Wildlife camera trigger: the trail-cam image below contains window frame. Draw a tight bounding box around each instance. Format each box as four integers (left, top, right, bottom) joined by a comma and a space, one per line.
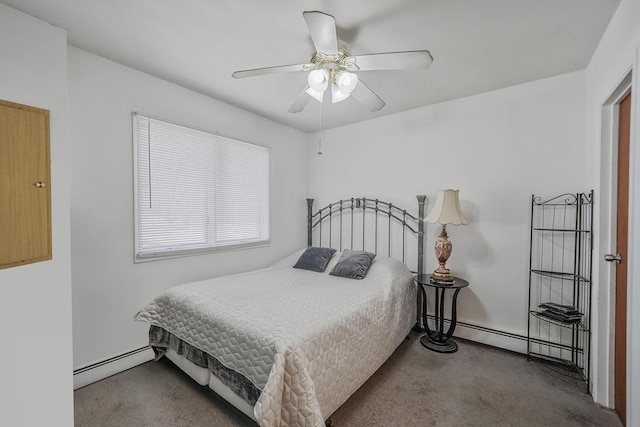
132, 113, 270, 263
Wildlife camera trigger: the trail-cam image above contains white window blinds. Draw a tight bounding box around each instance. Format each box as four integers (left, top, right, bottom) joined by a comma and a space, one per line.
133, 114, 269, 260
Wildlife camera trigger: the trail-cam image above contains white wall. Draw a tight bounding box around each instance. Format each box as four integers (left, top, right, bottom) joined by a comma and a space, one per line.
68, 48, 309, 371
0, 5, 74, 427
585, 0, 640, 420
308, 71, 587, 352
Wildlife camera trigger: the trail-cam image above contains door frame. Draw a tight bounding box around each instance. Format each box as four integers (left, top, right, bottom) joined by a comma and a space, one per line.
627, 51, 640, 427
597, 55, 639, 425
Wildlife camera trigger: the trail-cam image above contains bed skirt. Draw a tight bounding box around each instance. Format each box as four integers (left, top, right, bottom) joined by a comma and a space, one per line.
148, 325, 261, 406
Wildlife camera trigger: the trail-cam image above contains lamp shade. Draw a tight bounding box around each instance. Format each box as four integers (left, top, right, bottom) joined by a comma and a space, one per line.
331, 71, 358, 103
331, 84, 350, 103
305, 69, 330, 101
336, 71, 358, 93
425, 189, 469, 225
307, 69, 329, 91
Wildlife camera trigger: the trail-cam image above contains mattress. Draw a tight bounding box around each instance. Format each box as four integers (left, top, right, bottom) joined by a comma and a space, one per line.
136, 251, 416, 426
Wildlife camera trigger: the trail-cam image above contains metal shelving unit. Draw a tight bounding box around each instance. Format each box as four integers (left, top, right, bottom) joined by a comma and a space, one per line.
526, 191, 593, 392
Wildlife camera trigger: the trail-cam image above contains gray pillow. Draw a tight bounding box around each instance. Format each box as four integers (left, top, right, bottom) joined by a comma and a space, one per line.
329, 249, 376, 280
293, 247, 337, 272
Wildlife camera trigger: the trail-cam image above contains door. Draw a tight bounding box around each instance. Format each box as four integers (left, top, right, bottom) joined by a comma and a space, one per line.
0, 100, 51, 269
614, 92, 631, 426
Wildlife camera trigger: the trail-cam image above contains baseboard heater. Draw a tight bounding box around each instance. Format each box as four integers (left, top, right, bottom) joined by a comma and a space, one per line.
426, 316, 574, 353
73, 346, 154, 390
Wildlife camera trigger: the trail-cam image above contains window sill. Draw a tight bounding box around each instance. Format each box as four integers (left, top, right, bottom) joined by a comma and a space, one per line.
134, 240, 271, 263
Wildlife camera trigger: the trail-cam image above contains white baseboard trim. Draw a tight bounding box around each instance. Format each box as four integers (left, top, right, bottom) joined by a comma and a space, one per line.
454, 323, 527, 354
73, 346, 154, 390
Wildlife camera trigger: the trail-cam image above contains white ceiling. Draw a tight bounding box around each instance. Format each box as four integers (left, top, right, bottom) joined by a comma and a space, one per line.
2, 0, 620, 133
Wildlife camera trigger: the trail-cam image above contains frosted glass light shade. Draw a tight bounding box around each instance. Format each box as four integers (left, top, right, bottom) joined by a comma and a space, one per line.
306, 69, 329, 101
336, 71, 358, 93
331, 71, 359, 103
308, 69, 329, 91
425, 189, 469, 225
331, 84, 350, 103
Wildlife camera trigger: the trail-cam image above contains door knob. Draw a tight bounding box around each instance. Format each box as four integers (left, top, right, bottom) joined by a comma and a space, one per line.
34, 181, 46, 188
604, 253, 622, 264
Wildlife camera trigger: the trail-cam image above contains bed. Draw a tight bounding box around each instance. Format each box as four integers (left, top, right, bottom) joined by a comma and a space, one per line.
135, 196, 427, 426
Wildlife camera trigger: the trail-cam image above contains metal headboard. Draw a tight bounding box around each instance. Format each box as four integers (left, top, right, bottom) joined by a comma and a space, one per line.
306, 196, 427, 330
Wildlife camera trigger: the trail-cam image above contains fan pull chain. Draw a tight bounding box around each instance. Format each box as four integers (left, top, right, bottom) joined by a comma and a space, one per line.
317, 101, 323, 155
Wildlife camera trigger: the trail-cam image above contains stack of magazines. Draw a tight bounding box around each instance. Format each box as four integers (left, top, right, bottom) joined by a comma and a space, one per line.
429, 276, 455, 285
536, 302, 583, 324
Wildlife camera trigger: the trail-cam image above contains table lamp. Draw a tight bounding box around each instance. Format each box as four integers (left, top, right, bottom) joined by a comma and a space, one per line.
425, 189, 469, 278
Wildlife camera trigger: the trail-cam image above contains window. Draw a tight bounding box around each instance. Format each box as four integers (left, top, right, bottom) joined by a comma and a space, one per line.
133, 114, 269, 261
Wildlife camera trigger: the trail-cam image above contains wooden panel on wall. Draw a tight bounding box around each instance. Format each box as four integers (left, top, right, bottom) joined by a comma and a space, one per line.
0, 99, 51, 269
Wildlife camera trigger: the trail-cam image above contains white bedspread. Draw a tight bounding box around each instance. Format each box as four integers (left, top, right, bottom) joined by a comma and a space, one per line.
136, 252, 415, 426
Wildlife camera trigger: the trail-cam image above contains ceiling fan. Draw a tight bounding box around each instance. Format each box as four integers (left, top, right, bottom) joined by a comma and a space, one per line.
232, 11, 433, 113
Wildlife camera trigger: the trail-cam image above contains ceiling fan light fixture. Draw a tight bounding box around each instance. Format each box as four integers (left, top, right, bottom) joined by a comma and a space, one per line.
306, 69, 330, 101
307, 69, 329, 92
331, 71, 358, 103
336, 70, 358, 94
331, 84, 350, 103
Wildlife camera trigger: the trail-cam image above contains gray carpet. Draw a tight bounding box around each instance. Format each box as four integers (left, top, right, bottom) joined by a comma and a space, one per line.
74, 336, 621, 426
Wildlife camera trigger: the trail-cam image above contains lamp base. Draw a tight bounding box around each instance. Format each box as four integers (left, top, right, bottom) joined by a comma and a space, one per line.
432, 267, 452, 278
433, 226, 453, 278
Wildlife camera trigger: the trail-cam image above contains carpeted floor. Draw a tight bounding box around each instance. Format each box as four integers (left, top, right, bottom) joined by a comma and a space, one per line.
74, 335, 621, 426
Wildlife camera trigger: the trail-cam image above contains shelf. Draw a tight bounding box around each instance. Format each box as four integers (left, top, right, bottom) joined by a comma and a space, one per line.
527, 191, 593, 393
528, 353, 587, 383
530, 311, 588, 331
531, 227, 591, 233
530, 269, 590, 283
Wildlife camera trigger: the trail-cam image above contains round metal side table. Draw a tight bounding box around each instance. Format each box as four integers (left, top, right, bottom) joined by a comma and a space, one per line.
415, 274, 469, 353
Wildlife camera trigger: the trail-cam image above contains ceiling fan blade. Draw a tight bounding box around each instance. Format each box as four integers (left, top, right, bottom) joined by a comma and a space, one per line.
232, 63, 309, 79
351, 51, 433, 71
303, 11, 338, 55
288, 85, 312, 113
351, 80, 385, 112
